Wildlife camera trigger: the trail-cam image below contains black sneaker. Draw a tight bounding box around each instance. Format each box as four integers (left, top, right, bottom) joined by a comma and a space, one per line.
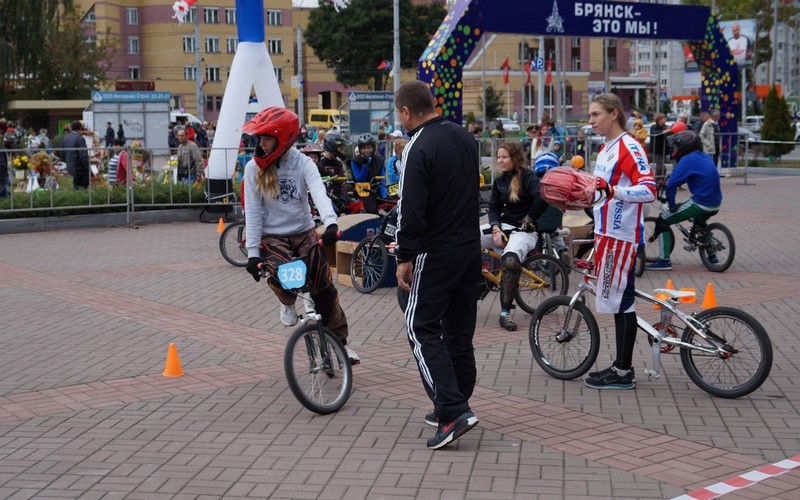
587, 366, 636, 382
427, 410, 479, 450
584, 367, 635, 390
499, 315, 517, 331
707, 254, 719, 265
424, 411, 438, 427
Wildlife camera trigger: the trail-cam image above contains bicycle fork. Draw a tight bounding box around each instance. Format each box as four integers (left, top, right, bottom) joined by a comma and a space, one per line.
639, 306, 680, 380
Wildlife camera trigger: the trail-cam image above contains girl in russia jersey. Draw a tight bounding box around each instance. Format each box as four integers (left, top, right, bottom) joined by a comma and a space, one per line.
584, 93, 656, 391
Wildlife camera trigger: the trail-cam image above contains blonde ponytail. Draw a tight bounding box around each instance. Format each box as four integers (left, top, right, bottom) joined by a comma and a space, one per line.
256, 166, 279, 199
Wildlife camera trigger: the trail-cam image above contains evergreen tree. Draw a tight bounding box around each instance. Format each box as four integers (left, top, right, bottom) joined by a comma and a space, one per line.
760, 86, 794, 159
477, 83, 504, 122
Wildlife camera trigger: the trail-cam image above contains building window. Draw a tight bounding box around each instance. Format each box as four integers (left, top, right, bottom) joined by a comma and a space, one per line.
608, 56, 616, 70
564, 83, 572, 106
571, 56, 580, 71
268, 38, 283, 54
128, 66, 140, 80
183, 36, 195, 52
607, 39, 616, 48
127, 37, 139, 55
206, 96, 215, 111
126, 7, 139, 25
204, 7, 219, 24
206, 66, 221, 82
225, 8, 236, 24
184, 66, 196, 81
83, 7, 96, 23
85, 35, 96, 48
274, 67, 283, 82
205, 37, 220, 53
226, 37, 238, 53
216, 95, 222, 109
571, 37, 580, 48
186, 7, 196, 23
267, 9, 282, 26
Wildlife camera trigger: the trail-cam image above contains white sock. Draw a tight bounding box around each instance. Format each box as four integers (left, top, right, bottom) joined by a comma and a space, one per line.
613, 366, 630, 376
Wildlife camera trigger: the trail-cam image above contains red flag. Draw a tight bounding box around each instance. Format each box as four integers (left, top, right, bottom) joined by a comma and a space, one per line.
377, 60, 387, 70
501, 57, 510, 85
545, 59, 552, 85
525, 59, 531, 85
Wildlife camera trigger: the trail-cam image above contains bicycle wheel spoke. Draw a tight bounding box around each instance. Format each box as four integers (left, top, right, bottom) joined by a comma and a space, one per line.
286, 326, 351, 413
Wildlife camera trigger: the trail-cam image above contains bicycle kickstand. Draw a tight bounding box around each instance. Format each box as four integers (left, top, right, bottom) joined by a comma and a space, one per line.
637, 317, 663, 380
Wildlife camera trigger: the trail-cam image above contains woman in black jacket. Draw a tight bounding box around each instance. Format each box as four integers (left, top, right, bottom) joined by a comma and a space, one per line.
482, 142, 551, 331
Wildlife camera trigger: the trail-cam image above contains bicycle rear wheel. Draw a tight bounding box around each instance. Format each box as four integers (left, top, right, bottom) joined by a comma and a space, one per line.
284, 324, 353, 414
350, 237, 388, 294
680, 307, 772, 398
219, 221, 248, 267
516, 254, 569, 315
698, 222, 735, 272
643, 217, 674, 263
529, 295, 600, 380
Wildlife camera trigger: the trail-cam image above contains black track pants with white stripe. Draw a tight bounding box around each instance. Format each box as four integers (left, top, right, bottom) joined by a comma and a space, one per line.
404, 245, 481, 422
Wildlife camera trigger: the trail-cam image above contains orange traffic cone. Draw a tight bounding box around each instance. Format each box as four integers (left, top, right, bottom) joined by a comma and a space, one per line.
163, 343, 184, 377
217, 217, 225, 233
701, 283, 717, 309
666, 279, 675, 290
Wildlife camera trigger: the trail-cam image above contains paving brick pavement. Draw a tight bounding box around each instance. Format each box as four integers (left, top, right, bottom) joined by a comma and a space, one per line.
0, 174, 799, 498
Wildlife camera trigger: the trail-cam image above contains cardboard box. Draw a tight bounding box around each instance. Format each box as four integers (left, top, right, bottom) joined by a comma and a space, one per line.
335, 240, 360, 287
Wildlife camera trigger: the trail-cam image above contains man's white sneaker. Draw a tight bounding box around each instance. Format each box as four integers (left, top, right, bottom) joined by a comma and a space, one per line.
345, 346, 360, 365
280, 304, 298, 327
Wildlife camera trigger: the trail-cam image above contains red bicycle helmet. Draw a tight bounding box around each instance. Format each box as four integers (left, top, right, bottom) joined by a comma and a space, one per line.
241, 107, 299, 169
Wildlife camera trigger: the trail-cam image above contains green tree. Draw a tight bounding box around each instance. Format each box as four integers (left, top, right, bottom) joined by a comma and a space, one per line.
0, 1, 115, 107
305, 0, 445, 90
760, 86, 794, 159
477, 83, 503, 122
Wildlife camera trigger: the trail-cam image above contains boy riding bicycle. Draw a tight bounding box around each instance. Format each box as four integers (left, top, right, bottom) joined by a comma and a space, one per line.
647, 130, 722, 271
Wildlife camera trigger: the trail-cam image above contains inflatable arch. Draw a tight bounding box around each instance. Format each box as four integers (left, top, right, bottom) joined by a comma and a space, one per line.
419, 0, 740, 168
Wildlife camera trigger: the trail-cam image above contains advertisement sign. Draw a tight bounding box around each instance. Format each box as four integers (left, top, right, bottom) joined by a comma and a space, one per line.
348, 91, 394, 135
481, 0, 710, 41
719, 19, 756, 68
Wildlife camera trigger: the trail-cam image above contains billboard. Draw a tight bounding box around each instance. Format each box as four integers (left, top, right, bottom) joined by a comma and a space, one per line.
719, 19, 756, 68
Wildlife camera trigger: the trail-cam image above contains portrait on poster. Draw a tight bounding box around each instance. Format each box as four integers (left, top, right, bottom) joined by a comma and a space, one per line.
720, 19, 756, 68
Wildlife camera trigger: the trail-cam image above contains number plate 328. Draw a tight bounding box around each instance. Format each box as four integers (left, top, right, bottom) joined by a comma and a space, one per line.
277, 260, 307, 289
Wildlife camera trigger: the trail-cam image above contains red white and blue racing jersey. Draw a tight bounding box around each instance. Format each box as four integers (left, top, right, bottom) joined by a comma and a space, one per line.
592, 133, 656, 243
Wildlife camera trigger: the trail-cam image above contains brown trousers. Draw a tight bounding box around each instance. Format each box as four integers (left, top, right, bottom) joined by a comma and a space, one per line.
259, 229, 349, 342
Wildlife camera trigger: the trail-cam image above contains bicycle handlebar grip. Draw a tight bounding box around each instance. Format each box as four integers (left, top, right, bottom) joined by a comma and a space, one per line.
318, 230, 342, 246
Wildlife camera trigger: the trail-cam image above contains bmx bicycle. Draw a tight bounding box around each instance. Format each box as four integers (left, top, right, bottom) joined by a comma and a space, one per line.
529, 258, 772, 398
258, 249, 353, 414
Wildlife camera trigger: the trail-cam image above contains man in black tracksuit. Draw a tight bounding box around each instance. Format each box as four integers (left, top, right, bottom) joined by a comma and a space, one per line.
394, 81, 481, 450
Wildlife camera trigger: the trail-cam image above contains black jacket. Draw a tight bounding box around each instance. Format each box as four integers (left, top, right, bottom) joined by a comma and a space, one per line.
61, 131, 90, 176
488, 168, 556, 231
396, 116, 480, 260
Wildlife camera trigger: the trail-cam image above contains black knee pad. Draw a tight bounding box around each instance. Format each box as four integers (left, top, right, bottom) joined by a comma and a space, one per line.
502, 253, 521, 272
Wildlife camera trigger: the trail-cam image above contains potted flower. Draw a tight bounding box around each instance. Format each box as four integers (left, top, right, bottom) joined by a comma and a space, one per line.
32, 151, 58, 190
12, 154, 30, 180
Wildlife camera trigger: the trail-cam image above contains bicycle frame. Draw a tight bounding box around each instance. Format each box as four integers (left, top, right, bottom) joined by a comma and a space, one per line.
481, 248, 553, 291
562, 264, 734, 380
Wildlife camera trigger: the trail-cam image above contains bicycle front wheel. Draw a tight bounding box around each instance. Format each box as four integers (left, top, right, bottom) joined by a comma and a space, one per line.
643, 217, 674, 263
284, 324, 353, 414
529, 295, 600, 380
699, 222, 735, 272
219, 221, 248, 267
350, 237, 388, 293
516, 254, 569, 315
680, 307, 772, 398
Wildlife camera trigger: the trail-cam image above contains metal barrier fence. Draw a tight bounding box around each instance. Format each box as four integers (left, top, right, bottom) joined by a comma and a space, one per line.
2, 133, 795, 220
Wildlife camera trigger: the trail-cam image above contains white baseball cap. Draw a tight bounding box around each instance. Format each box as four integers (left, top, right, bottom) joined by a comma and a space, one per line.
390, 130, 403, 138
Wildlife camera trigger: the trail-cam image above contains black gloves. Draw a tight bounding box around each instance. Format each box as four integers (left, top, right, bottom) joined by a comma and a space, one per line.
246, 257, 261, 282
322, 224, 339, 246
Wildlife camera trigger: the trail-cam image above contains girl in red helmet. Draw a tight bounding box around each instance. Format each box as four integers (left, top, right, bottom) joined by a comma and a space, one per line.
242, 106, 358, 363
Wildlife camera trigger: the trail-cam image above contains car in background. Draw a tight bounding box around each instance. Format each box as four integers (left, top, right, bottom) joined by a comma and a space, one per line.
737, 125, 760, 144
743, 115, 764, 133
496, 117, 521, 133
580, 124, 606, 150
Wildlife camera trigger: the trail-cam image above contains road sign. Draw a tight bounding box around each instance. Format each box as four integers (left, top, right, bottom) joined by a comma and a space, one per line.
659, 92, 668, 103
533, 57, 544, 71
